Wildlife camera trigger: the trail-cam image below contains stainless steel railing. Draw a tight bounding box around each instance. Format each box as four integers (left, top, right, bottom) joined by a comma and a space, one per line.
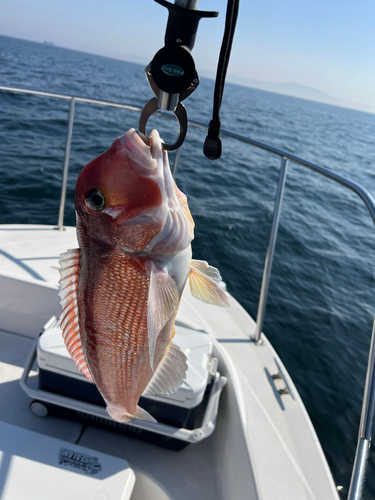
348, 316, 375, 500
58, 97, 75, 229
1, 85, 375, 499
0, 86, 143, 230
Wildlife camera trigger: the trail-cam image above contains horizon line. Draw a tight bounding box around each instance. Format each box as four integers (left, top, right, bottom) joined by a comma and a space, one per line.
1, 33, 374, 117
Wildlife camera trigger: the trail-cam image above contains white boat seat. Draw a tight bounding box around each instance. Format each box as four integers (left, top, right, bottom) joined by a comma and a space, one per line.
0, 421, 135, 500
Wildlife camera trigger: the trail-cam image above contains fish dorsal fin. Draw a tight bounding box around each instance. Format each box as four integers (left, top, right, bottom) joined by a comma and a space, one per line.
58, 249, 92, 382
143, 342, 188, 396
189, 260, 230, 307
146, 261, 179, 371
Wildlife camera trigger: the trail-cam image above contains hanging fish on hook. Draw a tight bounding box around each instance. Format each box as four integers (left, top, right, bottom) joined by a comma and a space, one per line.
58, 128, 229, 423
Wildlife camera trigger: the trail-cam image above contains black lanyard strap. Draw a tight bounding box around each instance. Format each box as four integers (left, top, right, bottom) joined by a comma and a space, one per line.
204, 0, 240, 160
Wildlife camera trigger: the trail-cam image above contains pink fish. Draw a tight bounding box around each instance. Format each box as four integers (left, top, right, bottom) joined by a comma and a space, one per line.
58, 129, 229, 423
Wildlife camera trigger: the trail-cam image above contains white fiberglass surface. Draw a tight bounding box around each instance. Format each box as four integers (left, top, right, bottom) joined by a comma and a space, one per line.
0, 225, 78, 284
0, 225, 339, 500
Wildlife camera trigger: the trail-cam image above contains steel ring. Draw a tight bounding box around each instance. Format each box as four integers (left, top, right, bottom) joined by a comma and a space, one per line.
138, 98, 188, 151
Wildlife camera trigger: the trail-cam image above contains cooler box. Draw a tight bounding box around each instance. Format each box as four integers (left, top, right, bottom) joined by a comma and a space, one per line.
31, 317, 225, 449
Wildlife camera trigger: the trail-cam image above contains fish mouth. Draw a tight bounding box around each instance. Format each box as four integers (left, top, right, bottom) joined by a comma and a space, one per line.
103, 130, 173, 226
103, 129, 193, 254
97, 130, 165, 225
149, 130, 180, 208
119, 128, 158, 176
124, 129, 174, 201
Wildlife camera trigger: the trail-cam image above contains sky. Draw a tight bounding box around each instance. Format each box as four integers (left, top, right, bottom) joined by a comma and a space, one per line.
1, 0, 375, 112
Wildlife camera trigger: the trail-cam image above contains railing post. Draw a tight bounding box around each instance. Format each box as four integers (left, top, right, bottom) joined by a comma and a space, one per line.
253, 157, 288, 344
348, 316, 375, 500
57, 97, 75, 231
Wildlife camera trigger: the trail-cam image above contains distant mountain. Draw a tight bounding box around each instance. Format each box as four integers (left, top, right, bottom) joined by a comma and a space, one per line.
223, 76, 333, 101
214, 74, 375, 115
267, 81, 335, 102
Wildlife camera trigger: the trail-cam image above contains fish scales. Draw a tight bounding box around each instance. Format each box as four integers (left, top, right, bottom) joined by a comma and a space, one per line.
59, 128, 229, 422
79, 250, 153, 411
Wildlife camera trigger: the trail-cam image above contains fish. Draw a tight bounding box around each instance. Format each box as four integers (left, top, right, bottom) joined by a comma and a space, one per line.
58, 128, 229, 423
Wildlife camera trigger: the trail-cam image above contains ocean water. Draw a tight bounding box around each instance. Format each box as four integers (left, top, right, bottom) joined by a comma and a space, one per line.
1, 34, 375, 497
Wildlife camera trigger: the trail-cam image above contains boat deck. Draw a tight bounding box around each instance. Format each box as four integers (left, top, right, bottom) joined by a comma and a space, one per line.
0, 328, 223, 500
0, 225, 340, 500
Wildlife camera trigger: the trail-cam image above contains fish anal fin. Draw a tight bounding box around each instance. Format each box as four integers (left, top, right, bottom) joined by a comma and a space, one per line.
143, 342, 188, 397
189, 262, 230, 307
58, 249, 92, 382
146, 261, 179, 371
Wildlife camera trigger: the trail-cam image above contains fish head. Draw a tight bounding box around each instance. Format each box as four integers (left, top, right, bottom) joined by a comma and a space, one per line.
75, 128, 194, 253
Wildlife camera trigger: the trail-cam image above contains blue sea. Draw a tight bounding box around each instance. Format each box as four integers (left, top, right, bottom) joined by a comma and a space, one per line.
1, 34, 375, 497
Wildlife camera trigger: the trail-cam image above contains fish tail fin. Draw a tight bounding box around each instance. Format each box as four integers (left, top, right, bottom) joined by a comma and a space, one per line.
106, 404, 157, 423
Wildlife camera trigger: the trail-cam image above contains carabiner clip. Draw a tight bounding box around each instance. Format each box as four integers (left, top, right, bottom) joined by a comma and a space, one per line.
139, 97, 188, 151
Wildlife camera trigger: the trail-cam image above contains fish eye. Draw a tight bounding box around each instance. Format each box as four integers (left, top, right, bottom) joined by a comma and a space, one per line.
85, 189, 105, 211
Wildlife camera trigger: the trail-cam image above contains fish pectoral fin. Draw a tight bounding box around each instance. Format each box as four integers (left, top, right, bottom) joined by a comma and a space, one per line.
134, 406, 157, 423
143, 342, 188, 397
58, 249, 93, 382
189, 261, 230, 307
191, 259, 223, 283
146, 261, 179, 371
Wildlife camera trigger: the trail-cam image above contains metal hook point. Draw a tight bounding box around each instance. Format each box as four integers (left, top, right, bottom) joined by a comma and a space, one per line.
139, 97, 188, 151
